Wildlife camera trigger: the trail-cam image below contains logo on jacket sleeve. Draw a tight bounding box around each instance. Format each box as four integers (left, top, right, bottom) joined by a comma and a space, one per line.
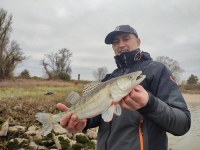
169, 76, 176, 84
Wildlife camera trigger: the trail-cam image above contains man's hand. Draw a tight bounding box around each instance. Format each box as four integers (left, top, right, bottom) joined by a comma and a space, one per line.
119, 85, 149, 111
57, 103, 87, 134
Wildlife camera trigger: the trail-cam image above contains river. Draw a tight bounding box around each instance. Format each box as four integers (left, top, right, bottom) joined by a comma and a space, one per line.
168, 102, 200, 150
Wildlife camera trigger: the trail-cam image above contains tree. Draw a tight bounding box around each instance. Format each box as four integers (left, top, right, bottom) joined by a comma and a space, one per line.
0, 8, 30, 80
19, 69, 30, 79
155, 56, 184, 83
187, 74, 198, 84
93, 66, 108, 81
41, 48, 72, 80
57, 71, 71, 81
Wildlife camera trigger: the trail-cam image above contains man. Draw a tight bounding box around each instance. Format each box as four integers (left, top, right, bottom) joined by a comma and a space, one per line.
57, 25, 191, 150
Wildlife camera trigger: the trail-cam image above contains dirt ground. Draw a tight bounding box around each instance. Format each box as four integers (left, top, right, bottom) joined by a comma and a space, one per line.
182, 93, 200, 103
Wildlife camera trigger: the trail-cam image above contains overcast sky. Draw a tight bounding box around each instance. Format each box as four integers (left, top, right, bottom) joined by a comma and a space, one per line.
1, 0, 200, 81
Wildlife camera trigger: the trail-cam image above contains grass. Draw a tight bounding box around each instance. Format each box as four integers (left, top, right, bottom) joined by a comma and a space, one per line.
0, 79, 90, 127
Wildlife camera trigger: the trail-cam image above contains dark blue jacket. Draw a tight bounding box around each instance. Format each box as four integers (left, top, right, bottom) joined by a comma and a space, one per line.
85, 48, 191, 150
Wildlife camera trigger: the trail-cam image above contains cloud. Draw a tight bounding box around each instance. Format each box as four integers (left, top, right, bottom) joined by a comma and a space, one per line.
1, 0, 200, 81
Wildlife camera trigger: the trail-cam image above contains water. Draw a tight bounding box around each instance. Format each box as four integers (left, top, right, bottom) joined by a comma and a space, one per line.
168, 102, 200, 150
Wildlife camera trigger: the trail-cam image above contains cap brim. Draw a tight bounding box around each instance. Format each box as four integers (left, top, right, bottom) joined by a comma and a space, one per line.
105, 31, 122, 44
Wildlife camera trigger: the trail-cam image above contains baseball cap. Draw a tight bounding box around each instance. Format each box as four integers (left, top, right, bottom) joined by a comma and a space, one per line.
105, 25, 138, 44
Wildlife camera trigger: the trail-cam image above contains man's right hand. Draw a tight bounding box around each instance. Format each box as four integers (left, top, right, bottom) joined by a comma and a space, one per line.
57, 103, 87, 134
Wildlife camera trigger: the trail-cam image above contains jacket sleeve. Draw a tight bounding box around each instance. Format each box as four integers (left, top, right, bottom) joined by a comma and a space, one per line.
138, 63, 191, 136
83, 115, 101, 131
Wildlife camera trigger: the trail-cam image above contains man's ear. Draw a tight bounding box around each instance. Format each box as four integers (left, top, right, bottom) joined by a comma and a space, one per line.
137, 38, 141, 47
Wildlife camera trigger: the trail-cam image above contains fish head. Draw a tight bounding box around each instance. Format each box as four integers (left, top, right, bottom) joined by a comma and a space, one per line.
116, 71, 146, 91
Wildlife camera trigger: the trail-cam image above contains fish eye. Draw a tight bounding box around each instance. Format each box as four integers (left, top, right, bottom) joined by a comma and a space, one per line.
128, 75, 132, 79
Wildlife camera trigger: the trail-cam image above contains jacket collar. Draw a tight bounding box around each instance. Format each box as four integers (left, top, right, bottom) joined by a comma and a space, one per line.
114, 48, 152, 69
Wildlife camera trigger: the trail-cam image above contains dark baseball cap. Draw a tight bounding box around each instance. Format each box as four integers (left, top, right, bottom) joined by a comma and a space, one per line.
105, 25, 138, 44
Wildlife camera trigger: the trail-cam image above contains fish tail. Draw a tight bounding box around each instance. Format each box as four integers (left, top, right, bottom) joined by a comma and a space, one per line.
35, 112, 55, 136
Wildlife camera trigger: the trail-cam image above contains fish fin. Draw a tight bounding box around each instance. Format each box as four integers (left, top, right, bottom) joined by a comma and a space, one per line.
114, 103, 122, 116
82, 81, 102, 97
102, 105, 114, 122
66, 91, 81, 104
35, 112, 55, 136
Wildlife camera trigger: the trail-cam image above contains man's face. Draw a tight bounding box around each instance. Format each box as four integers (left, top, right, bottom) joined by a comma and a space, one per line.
112, 32, 141, 55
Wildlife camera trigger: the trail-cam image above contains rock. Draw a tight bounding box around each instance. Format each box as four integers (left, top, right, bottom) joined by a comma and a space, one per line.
53, 123, 66, 134
54, 134, 75, 150
25, 131, 43, 141
8, 125, 27, 133
25, 125, 43, 140
29, 141, 48, 150
53, 123, 73, 138
0, 118, 9, 136
10, 138, 28, 143
27, 125, 41, 131
91, 139, 97, 145
90, 127, 99, 132
86, 129, 97, 139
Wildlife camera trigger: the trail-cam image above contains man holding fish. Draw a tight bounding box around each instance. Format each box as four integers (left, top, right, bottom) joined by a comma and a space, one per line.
57, 25, 191, 150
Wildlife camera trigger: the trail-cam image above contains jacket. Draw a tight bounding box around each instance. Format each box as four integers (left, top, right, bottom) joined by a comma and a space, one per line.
84, 48, 191, 150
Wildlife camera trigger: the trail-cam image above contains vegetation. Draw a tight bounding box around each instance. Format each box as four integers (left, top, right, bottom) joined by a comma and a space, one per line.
41, 48, 73, 81
0, 8, 30, 81
156, 56, 184, 83
179, 83, 200, 94
19, 69, 31, 79
93, 66, 108, 81
0, 79, 91, 149
187, 74, 199, 84
0, 79, 89, 127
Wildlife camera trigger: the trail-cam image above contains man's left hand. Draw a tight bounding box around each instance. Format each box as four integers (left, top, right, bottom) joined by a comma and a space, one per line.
119, 85, 149, 111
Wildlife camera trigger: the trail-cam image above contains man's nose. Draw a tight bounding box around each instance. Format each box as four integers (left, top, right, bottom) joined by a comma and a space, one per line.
119, 40, 125, 48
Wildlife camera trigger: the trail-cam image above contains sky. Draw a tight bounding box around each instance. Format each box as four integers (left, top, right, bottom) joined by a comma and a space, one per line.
1, 0, 200, 82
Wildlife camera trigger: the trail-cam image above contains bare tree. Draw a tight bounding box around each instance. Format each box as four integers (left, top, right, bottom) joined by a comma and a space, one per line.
156, 56, 184, 83
0, 8, 30, 80
41, 48, 72, 80
93, 66, 108, 81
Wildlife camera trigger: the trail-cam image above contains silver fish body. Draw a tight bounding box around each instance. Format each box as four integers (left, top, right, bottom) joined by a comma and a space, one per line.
35, 71, 146, 136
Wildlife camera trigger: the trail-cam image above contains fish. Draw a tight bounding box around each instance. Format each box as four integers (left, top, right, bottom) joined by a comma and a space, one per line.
35, 71, 146, 136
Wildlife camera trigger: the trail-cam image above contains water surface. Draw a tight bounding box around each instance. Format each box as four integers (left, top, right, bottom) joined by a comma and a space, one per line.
168, 102, 200, 150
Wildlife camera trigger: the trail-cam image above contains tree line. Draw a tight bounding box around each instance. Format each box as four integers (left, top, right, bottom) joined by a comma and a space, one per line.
0, 8, 199, 85
0, 8, 72, 81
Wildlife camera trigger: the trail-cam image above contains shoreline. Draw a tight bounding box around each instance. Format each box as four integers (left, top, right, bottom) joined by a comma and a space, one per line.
182, 93, 200, 103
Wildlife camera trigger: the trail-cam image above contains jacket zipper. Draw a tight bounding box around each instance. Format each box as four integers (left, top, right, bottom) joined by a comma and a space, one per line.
139, 119, 144, 150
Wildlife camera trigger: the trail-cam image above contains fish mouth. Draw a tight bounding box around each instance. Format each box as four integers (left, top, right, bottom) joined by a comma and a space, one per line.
136, 73, 145, 81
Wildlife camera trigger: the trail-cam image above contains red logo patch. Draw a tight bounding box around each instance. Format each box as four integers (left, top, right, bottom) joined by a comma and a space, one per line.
170, 76, 176, 83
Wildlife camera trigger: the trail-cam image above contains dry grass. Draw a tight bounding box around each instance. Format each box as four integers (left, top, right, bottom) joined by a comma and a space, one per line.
0, 79, 90, 127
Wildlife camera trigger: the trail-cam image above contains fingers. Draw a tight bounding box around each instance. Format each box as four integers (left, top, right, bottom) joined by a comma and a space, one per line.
60, 113, 87, 134
60, 112, 73, 127
75, 119, 87, 130
120, 95, 138, 111
57, 103, 87, 134
57, 103, 68, 111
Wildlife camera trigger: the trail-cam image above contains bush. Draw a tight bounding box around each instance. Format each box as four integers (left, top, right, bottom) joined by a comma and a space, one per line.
19, 69, 30, 79
57, 72, 71, 81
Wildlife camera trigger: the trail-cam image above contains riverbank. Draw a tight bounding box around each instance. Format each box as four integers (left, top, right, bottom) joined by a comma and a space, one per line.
182, 93, 200, 103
